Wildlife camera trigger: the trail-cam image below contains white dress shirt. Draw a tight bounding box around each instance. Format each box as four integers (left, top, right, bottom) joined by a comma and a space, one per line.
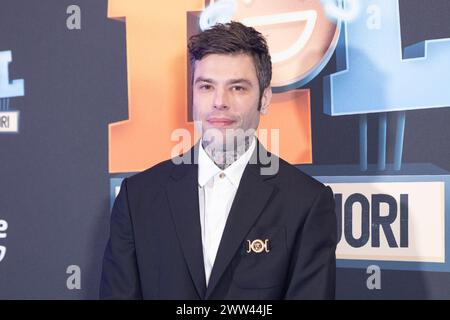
197, 136, 256, 286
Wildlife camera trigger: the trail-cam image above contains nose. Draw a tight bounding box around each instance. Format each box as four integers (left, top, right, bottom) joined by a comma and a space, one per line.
213, 87, 229, 110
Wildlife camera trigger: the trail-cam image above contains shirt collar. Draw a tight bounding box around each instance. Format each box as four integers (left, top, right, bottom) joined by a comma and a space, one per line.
198, 136, 256, 188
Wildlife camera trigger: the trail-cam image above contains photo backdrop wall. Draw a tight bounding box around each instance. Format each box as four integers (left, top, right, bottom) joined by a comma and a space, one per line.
1, 0, 450, 299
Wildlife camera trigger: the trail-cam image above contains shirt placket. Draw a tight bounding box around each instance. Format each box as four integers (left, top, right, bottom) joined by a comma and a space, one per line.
204, 173, 228, 272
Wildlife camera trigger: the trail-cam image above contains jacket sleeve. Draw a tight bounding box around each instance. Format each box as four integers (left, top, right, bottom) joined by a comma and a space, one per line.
99, 178, 142, 299
284, 185, 337, 299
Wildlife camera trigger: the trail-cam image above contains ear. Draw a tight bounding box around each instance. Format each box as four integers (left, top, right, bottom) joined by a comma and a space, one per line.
260, 87, 272, 115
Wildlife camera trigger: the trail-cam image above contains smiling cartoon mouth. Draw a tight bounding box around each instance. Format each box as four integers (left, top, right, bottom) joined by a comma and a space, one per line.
241, 10, 318, 63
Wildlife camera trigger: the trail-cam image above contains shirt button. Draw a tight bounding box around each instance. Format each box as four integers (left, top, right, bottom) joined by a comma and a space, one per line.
219, 172, 225, 179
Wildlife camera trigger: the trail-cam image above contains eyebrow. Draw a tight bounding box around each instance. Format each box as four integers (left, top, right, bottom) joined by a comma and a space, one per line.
194, 77, 215, 85
194, 77, 253, 87
228, 78, 253, 87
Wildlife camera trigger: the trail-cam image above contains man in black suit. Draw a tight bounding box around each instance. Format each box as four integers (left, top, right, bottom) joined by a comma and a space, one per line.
100, 22, 337, 299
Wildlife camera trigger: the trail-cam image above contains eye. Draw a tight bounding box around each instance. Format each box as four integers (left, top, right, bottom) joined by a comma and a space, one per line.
232, 85, 247, 92
198, 84, 213, 91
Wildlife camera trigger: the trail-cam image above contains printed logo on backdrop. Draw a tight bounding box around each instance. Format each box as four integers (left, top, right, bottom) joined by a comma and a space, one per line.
106, 0, 450, 273
315, 0, 450, 272
0, 51, 24, 134
106, 0, 342, 202
0, 219, 7, 263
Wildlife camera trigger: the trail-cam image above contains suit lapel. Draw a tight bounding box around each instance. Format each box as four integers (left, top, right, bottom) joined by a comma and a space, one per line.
166, 145, 207, 299
205, 142, 278, 298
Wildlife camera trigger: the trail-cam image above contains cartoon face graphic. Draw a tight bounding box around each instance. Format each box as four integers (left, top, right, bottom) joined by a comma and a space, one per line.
201, 0, 341, 90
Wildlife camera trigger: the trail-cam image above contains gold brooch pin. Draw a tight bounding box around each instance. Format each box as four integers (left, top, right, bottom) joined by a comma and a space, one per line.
246, 239, 270, 253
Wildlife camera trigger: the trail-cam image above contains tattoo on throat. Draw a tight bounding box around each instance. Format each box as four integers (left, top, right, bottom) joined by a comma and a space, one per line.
202, 136, 252, 169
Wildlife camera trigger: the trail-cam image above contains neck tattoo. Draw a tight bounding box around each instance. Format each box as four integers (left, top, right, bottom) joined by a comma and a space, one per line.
202, 136, 252, 170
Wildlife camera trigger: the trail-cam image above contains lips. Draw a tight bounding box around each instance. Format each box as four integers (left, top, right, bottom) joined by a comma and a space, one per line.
206, 117, 236, 127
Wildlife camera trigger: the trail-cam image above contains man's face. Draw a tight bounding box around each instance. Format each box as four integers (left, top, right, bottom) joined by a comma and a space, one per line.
192, 53, 272, 150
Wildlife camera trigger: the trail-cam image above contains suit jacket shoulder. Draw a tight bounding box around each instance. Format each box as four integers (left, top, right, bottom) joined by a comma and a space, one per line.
127, 158, 176, 187
269, 156, 331, 204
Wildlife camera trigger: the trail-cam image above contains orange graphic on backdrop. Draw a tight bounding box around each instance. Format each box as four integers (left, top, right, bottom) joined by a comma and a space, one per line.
107, 0, 313, 173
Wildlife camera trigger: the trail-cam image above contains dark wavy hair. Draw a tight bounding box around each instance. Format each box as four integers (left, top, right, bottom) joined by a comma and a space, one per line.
188, 21, 272, 109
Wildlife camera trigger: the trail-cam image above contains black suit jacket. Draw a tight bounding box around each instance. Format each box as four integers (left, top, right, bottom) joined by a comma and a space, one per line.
100, 141, 337, 299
